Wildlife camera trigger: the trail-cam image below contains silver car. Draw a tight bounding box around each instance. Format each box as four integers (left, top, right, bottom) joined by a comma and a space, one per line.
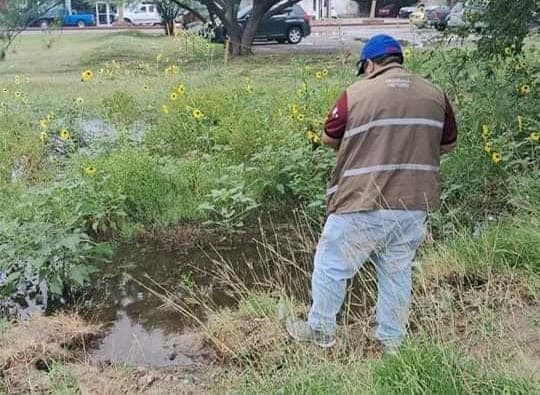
446, 2, 486, 31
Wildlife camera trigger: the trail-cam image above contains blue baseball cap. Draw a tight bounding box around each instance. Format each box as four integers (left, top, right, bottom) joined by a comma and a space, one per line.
357, 34, 403, 76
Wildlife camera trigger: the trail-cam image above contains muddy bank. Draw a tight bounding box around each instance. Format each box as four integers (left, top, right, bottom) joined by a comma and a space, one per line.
0, 313, 217, 394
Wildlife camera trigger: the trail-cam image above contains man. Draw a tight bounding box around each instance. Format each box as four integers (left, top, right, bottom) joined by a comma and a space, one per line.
286, 35, 457, 354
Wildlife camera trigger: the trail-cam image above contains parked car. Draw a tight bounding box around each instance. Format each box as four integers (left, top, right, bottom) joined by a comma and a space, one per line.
33, 9, 95, 28
425, 5, 450, 30
122, 2, 162, 26
380, 1, 417, 18
399, 5, 421, 19
215, 4, 311, 45
378, 4, 398, 18
445, 2, 486, 32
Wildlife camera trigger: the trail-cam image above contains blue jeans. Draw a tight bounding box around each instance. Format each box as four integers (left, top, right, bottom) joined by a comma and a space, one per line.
308, 210, 427, 347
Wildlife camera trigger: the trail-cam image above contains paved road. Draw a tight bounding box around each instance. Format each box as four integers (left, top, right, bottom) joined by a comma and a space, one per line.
21, 24, 440, 55
254, 25, 438, 55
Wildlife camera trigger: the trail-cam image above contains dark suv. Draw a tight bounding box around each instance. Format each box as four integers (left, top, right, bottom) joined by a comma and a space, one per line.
216, 5, 311, 44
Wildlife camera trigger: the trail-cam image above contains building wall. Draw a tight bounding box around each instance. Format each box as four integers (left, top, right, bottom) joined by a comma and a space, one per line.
241, 0, 359, 19
301, 0, 358, 18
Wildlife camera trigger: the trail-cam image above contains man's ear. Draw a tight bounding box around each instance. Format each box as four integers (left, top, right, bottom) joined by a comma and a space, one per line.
365, 59, 373, 75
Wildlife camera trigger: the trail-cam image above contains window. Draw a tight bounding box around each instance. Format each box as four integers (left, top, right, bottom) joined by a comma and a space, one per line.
148, 5, 155, 12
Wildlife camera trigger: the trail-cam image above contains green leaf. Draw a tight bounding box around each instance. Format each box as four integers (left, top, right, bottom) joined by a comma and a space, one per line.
48, 277, 63, 295
70, 265, 91, 287
5, 271, 21, 285
59, 235, 81, 252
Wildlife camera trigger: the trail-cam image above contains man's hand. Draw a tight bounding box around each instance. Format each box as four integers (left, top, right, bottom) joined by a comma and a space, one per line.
322, 132, 341, 150
440, 141, 456, 155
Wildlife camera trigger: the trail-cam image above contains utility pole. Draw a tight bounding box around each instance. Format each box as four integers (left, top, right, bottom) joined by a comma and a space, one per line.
369, 0, 377, 18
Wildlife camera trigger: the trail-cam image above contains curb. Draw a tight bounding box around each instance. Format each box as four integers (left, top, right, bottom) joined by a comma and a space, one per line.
312, 19, 409, 28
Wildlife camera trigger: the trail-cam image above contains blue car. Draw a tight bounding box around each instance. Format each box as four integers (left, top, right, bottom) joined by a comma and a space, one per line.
33, 9, 96, 28
62, 11, 96, 27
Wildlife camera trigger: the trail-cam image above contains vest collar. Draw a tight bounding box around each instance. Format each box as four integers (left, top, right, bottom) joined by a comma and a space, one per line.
364, 63, 404, 80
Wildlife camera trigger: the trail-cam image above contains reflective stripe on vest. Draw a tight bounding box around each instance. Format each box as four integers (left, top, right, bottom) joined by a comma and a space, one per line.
327, 163, 440, 196
344, 118, 444, 139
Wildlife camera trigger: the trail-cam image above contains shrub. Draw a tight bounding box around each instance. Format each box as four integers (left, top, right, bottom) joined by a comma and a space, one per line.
0, 217, 111, 298
408, 47, 539, 232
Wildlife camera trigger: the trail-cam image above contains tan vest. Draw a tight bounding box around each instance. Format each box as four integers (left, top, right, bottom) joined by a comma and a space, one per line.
327, 64, 446, 214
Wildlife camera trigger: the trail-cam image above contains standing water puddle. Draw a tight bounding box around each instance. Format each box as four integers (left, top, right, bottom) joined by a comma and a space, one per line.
86, 243, 261, 367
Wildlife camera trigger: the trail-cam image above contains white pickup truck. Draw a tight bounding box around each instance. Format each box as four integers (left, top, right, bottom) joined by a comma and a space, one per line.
122, 2, 162, 26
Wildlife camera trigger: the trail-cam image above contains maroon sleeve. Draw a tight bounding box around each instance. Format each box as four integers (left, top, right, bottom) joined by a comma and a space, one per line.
324, 91, 348, 139
441, 94, 458, 146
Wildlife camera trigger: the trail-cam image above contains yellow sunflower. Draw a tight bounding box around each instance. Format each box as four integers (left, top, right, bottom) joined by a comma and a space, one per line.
177, 85, 186, 95
481, 124, 489, 139
161, 104, 169, 114
520, 84, 530, 96
170, 92, 178, 101
75, 97, 85, 105
59, 128, 70, 141
192, 108, 204, 120
81, 70, 94, 82
306, 130, 321, 144
2, 88, 8, 94
491, 152, 501, 164
483, 142, 492, 153
39, 131, 48, 143
39, 118, 49, 129
529, 132, 540, 142
297, 114, 305, 122
403, 48, 413, 60
321, 68, 329, 77
84, 166, 97, 176
143, 84, 150, 92
315, 71, 323, 80
14, 91, 22, 98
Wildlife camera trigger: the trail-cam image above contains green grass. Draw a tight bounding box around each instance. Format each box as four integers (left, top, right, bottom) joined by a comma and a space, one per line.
219, 331, 538, 394
372, 344, 536, 395
0, 318, 7, 335
425, 218, 540, 274
47, 362, 81, 395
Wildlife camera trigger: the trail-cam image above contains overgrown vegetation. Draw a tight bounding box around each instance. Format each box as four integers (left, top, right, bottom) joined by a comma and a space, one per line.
0, 29, 538, 304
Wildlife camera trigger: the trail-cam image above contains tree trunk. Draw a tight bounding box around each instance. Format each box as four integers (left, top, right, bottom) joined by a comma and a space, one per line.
223, 20, 243, 55
164, 19, 175, 35
370, 0, 377, 18
239, 4, 267, 55
117, 1, 124, 22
